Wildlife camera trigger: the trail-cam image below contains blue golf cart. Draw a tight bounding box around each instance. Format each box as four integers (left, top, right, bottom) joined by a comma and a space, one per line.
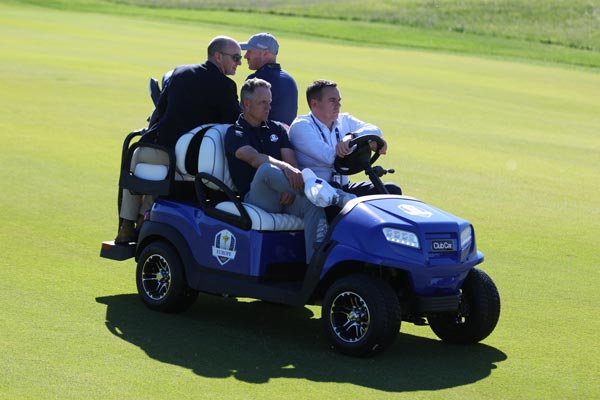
101, 87, 500, 357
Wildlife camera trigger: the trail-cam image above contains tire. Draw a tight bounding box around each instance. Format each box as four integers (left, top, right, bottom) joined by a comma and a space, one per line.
136, 241, 198, 313
429, 268, 500, 344
322, 274, 401, 357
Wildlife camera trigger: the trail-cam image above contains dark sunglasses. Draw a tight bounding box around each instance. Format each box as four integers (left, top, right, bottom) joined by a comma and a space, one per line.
221, 52, 242, 62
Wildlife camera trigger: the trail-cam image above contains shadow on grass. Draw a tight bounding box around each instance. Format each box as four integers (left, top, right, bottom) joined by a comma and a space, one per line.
96, 293, 506, 391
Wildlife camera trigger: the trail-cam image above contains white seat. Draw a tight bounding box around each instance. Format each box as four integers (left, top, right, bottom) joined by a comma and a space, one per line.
196, 124, 237, 191
175, 124, 215, 182
129, 145, 176, 187
133, 163, 168, 181
176, 124, 304, 232
215, 201, 304, 231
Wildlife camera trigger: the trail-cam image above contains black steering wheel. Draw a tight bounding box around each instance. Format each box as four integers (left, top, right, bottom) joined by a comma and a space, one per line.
334, 134, 385, 175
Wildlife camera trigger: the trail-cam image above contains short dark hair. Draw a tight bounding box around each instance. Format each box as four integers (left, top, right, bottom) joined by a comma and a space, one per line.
306, 79, 337, 107
241, 78, 272, 102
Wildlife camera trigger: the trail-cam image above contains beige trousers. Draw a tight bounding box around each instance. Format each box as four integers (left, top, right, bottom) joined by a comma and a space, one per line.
119, 147, 169, 221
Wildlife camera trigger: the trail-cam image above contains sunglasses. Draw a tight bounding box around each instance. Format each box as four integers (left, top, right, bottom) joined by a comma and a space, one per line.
221, 52, 242, 63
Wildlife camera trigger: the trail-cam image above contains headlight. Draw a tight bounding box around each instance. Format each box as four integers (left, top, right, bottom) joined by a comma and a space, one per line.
383, 228, 420, 249
460, 226, 473, 249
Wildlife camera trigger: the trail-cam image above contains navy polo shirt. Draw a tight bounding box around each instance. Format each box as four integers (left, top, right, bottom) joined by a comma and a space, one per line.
224, 116, 292, 197
247, 63, 298, 126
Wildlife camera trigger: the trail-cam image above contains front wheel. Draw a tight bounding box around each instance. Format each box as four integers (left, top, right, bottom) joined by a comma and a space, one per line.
136, 241, 198, 313
429, 268, 500, 343
322, 274, 401, 357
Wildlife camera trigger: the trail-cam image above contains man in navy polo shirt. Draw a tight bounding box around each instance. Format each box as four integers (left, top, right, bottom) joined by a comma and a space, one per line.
225, 78, 353, 263
240, 33, 298, 126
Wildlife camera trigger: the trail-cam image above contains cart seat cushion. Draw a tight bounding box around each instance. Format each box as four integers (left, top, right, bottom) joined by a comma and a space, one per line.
197, 124, 236, 191
175, 124, 233, 186
133, 163, 168, 181
215, 201, 304, 231
177, 123, 303, 232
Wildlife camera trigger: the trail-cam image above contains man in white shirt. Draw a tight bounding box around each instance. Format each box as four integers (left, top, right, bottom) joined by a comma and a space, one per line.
289, 79, 401, 200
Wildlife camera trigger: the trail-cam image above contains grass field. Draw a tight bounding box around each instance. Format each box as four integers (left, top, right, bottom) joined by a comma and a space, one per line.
1, 1, 599, 399
100, 0, 600, 50
12, 0, 600, 69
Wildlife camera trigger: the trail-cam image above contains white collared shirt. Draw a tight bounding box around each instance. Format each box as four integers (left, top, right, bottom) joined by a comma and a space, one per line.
289, 112, 382, 185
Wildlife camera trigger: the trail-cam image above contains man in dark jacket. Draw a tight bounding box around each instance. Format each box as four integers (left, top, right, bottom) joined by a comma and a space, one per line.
155, 36, 242, 147
115, 36, 243, 243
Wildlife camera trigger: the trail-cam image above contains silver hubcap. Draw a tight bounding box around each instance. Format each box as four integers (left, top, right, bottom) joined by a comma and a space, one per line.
141, 254, 171, 300
330, 291, 370, 343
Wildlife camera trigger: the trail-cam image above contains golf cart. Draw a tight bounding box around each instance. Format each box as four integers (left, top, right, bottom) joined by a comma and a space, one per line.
100, 82, 500, 357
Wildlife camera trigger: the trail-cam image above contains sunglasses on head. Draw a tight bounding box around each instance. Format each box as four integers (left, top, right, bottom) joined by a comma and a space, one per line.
221, 52, 242, 62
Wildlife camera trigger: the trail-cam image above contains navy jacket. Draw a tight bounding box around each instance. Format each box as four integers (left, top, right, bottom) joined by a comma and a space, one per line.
155, 61, 241, 148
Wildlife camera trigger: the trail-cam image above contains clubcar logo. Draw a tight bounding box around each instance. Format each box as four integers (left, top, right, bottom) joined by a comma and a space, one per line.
431, 239, 455, 252
212, 229, 237, 265
398, 204, 433, 218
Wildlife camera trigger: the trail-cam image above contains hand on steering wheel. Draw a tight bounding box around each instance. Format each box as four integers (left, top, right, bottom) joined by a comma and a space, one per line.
334, 134, 385, 175
335, 138, 354, 158
370, 139, 387, 155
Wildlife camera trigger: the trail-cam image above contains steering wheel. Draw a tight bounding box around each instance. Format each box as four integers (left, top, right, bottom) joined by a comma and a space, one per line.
334, 134, 385, 175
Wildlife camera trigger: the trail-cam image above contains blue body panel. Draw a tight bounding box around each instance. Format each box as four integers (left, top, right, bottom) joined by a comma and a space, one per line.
324, 196, 484, 294
148, 195, 483, 298
151, 201, 305, 277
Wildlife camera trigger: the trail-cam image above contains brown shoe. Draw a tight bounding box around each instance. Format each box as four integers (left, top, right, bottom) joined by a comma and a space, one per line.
114, 220, 137, 244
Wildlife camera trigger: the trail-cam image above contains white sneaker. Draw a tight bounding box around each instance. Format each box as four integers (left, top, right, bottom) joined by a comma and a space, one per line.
302, 168, 339, 207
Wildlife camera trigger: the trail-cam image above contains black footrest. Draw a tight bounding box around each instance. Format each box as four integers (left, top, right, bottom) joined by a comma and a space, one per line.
100, 241, 135, 261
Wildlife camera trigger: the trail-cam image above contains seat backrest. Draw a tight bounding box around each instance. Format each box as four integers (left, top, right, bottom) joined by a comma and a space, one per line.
197, 124, 236, 191
175, 124, 231, 183
175, 124, 210, 178
174, 124, 234, 191
177, 123, 304, 232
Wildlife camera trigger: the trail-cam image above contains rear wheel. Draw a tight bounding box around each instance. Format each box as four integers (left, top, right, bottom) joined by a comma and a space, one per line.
429, 268, 500, 343
136, 241, 198, 313
322, 274, 401, 357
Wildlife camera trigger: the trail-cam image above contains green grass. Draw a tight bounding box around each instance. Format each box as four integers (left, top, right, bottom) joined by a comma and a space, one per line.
9, 0, 600, 69
1, 1, 599, 399
104, 0, 600, 50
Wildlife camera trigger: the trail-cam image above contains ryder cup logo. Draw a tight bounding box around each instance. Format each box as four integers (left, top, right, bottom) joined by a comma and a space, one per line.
212, 229, 237, 265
